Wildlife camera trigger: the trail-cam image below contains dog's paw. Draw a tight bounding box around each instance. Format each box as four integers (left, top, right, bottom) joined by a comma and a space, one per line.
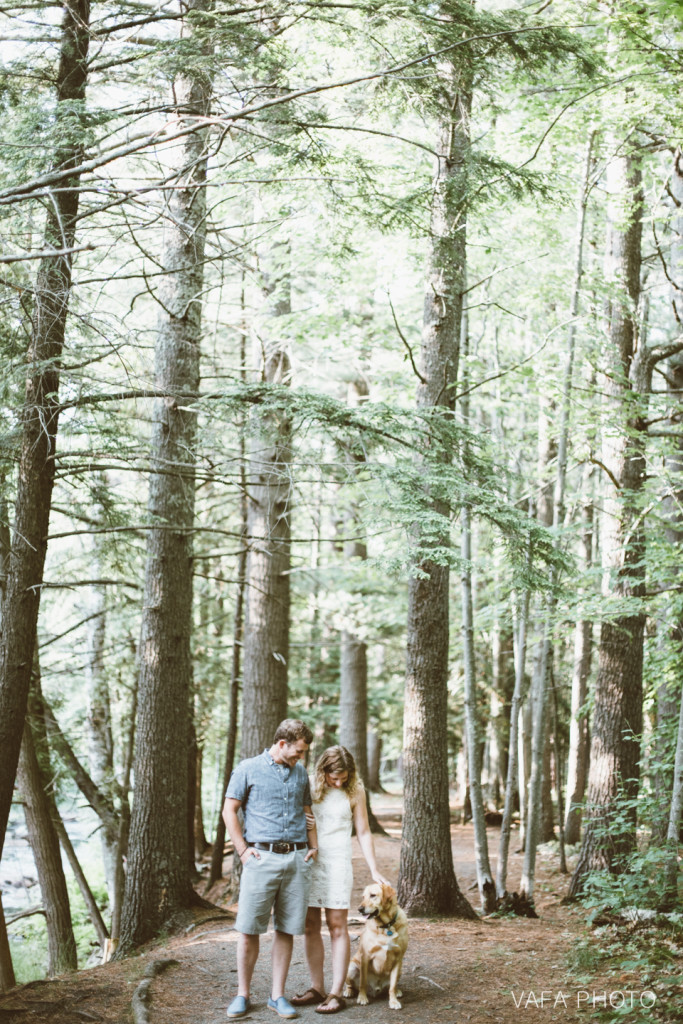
389, 997, 402, 1010
357, 993, 369, 1006
342, 985, 353, 998
396, 989, 402, 998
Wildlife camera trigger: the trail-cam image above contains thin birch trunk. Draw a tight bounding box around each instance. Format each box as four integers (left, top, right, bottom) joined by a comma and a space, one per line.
106, 672, 136, 958
460, 305, 496, 913
0, 481, 15, 991
661, 679, 683, 908
83, 481, 118, 903
497, 521, 532, 898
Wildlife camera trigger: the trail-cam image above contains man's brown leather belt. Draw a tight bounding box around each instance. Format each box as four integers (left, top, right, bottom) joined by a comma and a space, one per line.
252, 841, 307, 854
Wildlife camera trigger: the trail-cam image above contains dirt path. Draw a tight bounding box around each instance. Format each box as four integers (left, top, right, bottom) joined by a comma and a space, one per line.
0, 802, 600, 1024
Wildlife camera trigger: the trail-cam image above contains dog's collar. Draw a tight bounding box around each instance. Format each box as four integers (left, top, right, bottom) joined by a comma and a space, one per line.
380, 911, 399, 934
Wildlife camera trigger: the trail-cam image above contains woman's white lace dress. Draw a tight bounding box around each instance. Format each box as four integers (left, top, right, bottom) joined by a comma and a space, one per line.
308, 786, 353, 909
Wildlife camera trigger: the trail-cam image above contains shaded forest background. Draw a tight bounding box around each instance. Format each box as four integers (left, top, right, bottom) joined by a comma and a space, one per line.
0, 0, 682, 993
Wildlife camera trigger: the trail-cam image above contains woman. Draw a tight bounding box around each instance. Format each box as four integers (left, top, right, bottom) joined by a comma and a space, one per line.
291, 746, 390, 1015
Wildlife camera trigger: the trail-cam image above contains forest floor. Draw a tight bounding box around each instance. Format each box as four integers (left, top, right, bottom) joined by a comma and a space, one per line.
0, 794, 675, 1024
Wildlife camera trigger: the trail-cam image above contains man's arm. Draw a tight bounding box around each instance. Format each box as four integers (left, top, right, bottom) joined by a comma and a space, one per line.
223, 796, 260, 862
304, 804, 318, 862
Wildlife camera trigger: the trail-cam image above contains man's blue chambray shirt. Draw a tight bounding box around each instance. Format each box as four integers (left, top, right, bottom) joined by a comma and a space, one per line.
226, 749, 312, 843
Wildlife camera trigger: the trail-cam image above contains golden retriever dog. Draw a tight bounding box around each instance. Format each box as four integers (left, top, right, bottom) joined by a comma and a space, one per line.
343, 882, 408, 1010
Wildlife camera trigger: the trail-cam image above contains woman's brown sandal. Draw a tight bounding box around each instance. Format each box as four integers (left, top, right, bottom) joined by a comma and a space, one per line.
315, 994, 347, 1014
291, 989, 325, 1007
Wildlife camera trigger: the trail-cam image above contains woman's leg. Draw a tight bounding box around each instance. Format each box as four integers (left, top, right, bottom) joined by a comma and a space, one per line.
324, 908, 349, 996
304, 906, 325, 993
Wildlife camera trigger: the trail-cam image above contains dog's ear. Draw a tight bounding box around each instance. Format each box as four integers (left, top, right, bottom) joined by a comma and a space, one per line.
380, 882, 397, 902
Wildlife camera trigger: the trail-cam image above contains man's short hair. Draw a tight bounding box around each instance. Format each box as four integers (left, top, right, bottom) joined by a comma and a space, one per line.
273, 718, 313, 745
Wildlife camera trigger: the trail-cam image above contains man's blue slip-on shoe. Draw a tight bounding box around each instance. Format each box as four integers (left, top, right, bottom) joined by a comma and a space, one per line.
268, 996, 298, 1019
227, 995, 251, 1018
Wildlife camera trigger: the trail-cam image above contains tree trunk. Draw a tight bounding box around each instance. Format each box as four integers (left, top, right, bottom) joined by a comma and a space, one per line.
459, 305, 496, 913
398, 72, 475, 919
207, 272, 248, 891
194, 744, 209, 860
520, 402, 556, 900
118, 7, 211, 950
461, 500, 496, 912
338, 378, 370, 780
661, 677, 683, 908
565, 465, 594, 846
497, 524, 532, 898
367, 731, 384, 792
240, 230, 292, 758
107, 675, 136, 956
535, 399, 556, 850
52, 813, 109, 949
18, 710, 77, 976
83, 497, 118, 903
338, 378, 384, 832
0, 0, 90, 860
569, 149, 645, 897
522, 135, 593, 899
654, 150, 683, 848
28, 658, 109, 950
0, 894, 15, 993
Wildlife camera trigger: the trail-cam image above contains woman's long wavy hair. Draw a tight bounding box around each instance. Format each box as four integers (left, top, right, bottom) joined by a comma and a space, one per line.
312, 745, 362, 804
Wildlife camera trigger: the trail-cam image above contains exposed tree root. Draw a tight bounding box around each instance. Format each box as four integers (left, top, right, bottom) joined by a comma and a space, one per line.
131, 960, 178, 1024
496, 891, 539, 918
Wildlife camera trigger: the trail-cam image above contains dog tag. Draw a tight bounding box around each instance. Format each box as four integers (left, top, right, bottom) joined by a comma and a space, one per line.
386, 929, 393, 936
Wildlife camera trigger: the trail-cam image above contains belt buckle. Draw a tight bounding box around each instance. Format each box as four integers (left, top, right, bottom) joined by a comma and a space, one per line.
274, 841, 290, 854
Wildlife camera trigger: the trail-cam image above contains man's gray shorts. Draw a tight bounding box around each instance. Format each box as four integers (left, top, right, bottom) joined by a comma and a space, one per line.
236, 849, 312, 935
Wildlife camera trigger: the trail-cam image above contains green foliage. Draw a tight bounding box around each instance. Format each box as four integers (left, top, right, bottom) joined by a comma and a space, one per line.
8, 868, 108, 983
583, 846, 681, 918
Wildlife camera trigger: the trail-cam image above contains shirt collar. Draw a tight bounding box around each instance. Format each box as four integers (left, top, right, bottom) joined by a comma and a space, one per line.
264, 748, 289, 770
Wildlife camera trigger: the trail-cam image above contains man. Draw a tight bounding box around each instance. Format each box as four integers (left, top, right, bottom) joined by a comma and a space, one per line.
223, 719, 318, 1020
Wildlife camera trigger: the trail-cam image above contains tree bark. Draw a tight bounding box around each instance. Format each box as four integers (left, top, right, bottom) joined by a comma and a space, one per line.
398, 70, 476, 919
18, 708, 77, 976
569, 149, 645, 896
240, 230, 292, 758
0, 894, 15, 993
83, 489, 118, 902
194, 744, 209, 860
661, 677, 683, 908
460, 306, 496, 913
339, 380, 370, 779
653, 151, 683, 847
338, 377, 384, 832
564, 464, 594, 846
522, 134, 594, 899
0, 0, 90, 860
118, 5, 211, 950
367, 731, 384, 792
497, 521, 532, 898
207, 273, 248, 890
